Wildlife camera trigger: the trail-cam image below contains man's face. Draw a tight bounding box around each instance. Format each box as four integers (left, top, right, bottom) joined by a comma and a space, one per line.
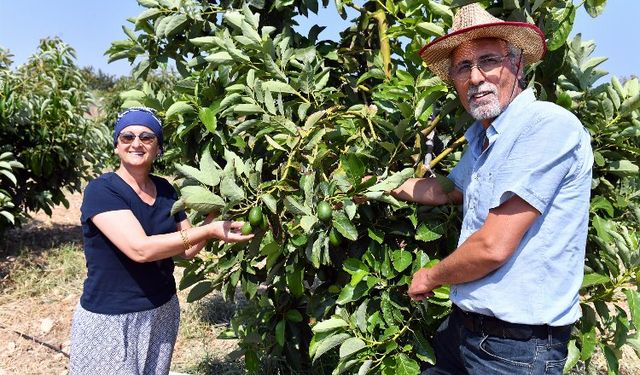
450, 38, 521, 125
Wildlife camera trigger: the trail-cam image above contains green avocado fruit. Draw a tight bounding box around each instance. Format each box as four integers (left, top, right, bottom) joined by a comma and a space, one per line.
248, 206, 263, 227
329, 227, 343, 246
241, 222, 253, 235
317, 201, 332, 222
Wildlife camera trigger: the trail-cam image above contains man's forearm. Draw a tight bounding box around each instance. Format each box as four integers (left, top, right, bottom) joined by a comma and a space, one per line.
391, 177, 461, 205
428, 229, 505, 286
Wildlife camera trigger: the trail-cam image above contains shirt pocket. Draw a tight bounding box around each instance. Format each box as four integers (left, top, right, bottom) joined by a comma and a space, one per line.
465, 170, 496, 225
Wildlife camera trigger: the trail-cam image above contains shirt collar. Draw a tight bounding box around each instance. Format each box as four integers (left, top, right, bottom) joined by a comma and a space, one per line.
463, 88, 536, 149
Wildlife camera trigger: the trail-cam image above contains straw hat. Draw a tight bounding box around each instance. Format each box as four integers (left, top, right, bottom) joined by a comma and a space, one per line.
419, 3, 546, 82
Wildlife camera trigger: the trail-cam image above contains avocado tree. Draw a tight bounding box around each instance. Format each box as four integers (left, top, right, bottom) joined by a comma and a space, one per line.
0, 39, 112, 228
107, 0, 639, 373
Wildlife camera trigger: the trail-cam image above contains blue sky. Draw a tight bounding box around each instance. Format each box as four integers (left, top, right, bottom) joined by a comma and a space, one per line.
0, 1, 637, 81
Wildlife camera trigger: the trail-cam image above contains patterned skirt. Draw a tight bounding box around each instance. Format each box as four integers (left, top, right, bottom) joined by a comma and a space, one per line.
69, 295, 180, 375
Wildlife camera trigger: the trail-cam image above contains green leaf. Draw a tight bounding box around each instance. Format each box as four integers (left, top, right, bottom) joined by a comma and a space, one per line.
547, 5, 576, 51
241, 18, 262, 44
591, 195, 614, 217
312, 318, 349, 333
275, 320, 286, 347
300, 215, 318, 232
187, 280, 213, 302
119, 89, 146, 101
233, 103, 264, 115
162, 14, 189, 37
392, 250, 412, 272
414, 331, 436, 364
312, 332, 350, 362
284, 195, 312, 216
592, 214, 613, 242
601, 344, 619, 374
627, 335, 640, 358
175, 164, 220, 187
264, 134, 287, 151
620, 125, 640, 138
367, 168, 413, 192
304, 110, 325, 130
189, 36, 218, 48
367, 228, 384, 244
204, 51, 234, 64
286, 267, 305, 298
261, 193, 277, 213
262, 80, 297, 94
607, 160, 639, 177
594, 151, 606, 167
415, 223, 443, 242
395, 353, 420, 375
427, 1, 453, 20
337, 282, 369, 305
339, 337, 366, 359
581, 326, 597, 360
416, 22, 445, 37
307, 231, 326, 269
220, 176, 245, 203
138, 0, 159, 8
581, 273, 611, 288
286, 309, 303, 322
563, 339, 580, 373
181, 186, 225, 212
624, 289, 640, 329
198, 107, 217, 133
223, 10, 243, 29
166, 101, 194, 118
357, 360, 373, 375
585, 0, 607, 18
137, 8, 161, 22
620, 93, 640, 116
0, 211, 15, 224
343, 199, 356, 220
341, 153, 365, 184
332, 211, 358, 241
343, 258, 369, 275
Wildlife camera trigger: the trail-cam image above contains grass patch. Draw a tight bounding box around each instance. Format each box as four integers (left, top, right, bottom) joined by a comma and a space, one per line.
0, 244, 84, 303
172, 289, 248, 374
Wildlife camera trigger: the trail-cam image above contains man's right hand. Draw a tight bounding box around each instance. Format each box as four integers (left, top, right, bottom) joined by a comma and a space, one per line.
408, 267, 439, 300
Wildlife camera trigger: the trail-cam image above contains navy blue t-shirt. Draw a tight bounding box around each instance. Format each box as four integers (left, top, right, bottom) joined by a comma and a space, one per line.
79, 172, 187, 314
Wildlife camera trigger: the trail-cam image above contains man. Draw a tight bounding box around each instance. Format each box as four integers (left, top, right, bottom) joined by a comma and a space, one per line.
391, 4, 593, 374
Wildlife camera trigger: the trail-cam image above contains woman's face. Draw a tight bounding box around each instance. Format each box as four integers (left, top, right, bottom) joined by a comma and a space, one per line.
114, 125, 160, 169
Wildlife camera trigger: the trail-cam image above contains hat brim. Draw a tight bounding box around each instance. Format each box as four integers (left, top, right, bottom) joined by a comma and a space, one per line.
419, 22, 546, 83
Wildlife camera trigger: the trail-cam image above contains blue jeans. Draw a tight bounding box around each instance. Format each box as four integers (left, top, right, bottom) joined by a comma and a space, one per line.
423, 307, 570, 374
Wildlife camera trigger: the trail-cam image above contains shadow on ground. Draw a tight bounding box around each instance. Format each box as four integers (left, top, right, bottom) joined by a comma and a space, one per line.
0, 220, 82, 283
1, 221, 82, 253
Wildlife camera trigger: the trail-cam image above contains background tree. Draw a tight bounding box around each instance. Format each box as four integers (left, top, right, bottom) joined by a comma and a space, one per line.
0, 38, 112, 229
106, 0, 639, 373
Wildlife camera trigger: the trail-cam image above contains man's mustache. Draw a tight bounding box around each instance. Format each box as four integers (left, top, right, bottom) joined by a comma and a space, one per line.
467, 83, 497, 101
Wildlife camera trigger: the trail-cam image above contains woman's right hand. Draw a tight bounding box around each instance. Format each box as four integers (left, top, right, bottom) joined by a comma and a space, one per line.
209, 221, 254, 242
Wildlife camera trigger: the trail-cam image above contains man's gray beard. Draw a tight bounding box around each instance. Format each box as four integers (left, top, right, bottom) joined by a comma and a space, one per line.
467, 83, 503, 120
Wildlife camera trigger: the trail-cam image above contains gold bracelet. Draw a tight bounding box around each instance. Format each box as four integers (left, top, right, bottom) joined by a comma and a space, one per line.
179, 229, 193, 251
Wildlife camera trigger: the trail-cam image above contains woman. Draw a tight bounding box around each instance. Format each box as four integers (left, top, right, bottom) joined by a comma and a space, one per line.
69, 107, 252, 374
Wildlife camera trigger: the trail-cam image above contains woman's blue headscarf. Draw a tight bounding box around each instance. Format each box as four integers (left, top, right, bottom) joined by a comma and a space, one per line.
113, 107, 164, 152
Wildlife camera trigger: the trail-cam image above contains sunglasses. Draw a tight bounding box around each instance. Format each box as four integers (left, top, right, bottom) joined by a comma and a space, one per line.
118, 131, 157, 145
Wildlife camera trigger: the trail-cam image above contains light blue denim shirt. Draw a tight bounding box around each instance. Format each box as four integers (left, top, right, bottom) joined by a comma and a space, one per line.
448, 88, 593, 326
